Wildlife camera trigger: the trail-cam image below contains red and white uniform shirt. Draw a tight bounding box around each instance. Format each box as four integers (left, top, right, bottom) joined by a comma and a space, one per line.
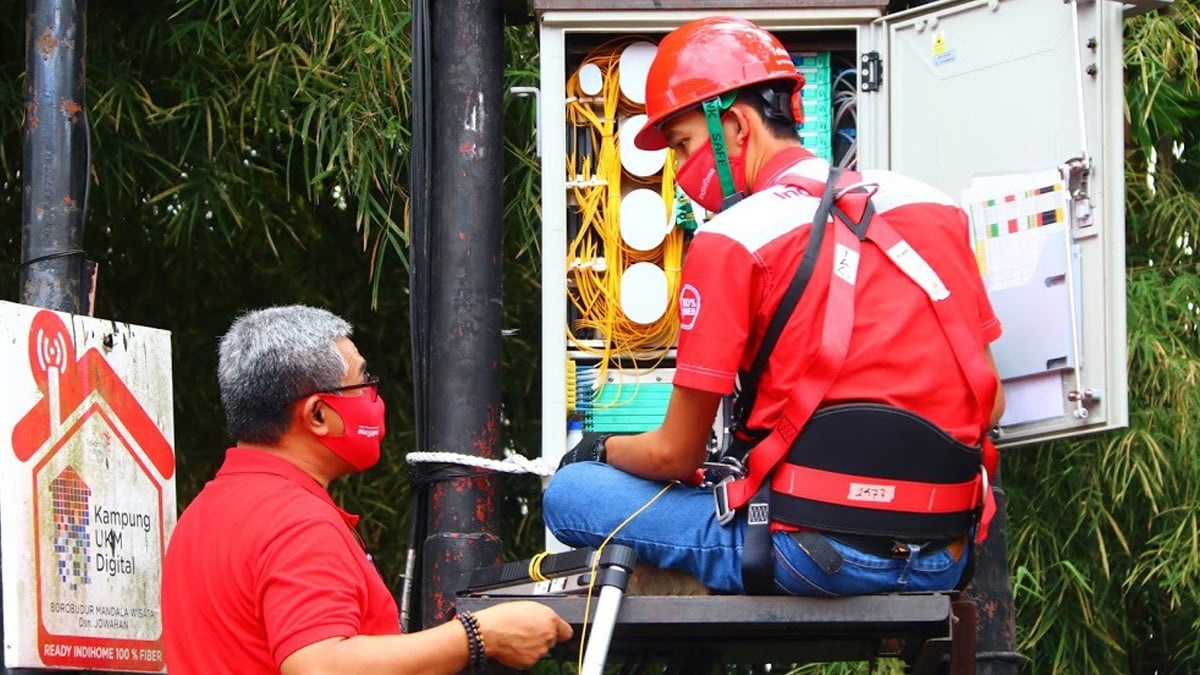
674, 149, 1001, 446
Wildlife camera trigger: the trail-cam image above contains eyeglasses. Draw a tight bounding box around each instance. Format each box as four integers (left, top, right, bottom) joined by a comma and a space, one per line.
295, 376, 381, 403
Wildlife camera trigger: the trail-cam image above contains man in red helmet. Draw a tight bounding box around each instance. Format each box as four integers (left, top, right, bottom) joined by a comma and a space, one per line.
545, 16, 1006, 596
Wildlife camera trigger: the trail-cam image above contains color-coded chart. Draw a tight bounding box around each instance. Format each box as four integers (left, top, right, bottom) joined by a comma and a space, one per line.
963, 170, 1070, 293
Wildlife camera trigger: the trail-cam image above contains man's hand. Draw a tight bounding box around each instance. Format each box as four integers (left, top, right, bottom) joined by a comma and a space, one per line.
557, 433, 611, 469
473, 601, 573, 669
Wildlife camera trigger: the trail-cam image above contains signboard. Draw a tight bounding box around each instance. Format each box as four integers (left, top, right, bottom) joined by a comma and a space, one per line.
0, 301, 175, 672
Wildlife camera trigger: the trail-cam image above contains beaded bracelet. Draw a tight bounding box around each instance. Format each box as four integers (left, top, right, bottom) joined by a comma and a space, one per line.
468, 612, 487, 663
457, 610, 486, 668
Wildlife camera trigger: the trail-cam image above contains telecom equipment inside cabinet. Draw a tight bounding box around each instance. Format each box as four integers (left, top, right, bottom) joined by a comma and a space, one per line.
536, 0, 1129, 480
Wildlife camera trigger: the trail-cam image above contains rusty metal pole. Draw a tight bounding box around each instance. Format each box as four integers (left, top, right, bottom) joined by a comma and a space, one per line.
419, 0, 505, 631
19, 0, 89, 313
964, 469, 1021, 674
5, 2, 88, 673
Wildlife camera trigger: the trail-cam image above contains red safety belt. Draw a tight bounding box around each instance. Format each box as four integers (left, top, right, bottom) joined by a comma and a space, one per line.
717, 170, 999, 543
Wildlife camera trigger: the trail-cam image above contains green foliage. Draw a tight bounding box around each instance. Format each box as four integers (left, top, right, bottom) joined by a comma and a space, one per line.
92, 0, 410, 292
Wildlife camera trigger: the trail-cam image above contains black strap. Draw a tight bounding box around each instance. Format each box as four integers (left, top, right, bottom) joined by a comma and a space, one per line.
728, 168, 844, 458
740, 482, 776, 594
832, 200, 876, 241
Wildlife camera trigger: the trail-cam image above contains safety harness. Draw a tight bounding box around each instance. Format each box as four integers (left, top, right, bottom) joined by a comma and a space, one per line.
709, 168, 999, 594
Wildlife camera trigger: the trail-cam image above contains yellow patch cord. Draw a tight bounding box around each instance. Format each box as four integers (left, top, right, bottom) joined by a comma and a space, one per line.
564, 39, 685, 407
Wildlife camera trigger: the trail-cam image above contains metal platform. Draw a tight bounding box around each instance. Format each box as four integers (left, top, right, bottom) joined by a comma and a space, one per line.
456, 592, 976, 673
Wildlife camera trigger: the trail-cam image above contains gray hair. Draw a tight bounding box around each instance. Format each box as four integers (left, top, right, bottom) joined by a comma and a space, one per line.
218, 305, 353, 443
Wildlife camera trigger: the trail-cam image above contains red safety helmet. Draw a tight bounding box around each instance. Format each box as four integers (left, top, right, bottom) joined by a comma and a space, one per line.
634, 16, 805, 151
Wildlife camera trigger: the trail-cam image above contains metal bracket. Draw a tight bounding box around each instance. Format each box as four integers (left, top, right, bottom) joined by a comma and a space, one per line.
1120, 0, 1172, 17
860, 52, 883, 93
1067, 387, 1102, 403
1060, 156, 1094, 230
1065, 387, 1102, 420
510, 86, 542, 157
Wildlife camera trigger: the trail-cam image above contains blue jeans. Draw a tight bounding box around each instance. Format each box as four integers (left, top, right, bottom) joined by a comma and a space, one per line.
543, 462, 968, 596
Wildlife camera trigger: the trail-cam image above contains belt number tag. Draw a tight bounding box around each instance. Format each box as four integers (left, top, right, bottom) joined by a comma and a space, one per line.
848, 483, 896, 503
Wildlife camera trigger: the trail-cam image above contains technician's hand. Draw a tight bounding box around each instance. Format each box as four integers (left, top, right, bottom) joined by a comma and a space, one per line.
557, 433, 611, 469
473, 601, 573, 669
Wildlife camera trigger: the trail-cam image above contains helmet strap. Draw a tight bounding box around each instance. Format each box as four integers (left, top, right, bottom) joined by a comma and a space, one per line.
701, 94, 744, 211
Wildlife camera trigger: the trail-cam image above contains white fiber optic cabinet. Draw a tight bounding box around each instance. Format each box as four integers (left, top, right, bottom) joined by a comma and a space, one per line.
536, 0, 1132, 469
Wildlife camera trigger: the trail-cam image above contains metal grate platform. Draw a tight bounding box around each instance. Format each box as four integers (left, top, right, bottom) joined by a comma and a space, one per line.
456, 592, 975, 673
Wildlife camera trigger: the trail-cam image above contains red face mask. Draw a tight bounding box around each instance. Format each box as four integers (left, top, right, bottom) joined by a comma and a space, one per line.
674, 137, 747, 214
314, 388, 386, 471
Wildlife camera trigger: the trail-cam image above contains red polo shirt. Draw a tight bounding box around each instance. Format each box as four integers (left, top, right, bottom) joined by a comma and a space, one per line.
162, 448, 400, 674
675, 149, 1001, 445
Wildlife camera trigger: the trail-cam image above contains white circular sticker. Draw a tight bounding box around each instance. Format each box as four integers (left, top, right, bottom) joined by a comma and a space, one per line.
619, 189, 668, 251
578, 62, 604, 96
618, 41, 657, 104
618, 115, 667, 177
620, 263, 669, 324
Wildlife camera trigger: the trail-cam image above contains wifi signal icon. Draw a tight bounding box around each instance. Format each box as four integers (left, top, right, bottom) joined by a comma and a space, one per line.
35, 328, 68, 373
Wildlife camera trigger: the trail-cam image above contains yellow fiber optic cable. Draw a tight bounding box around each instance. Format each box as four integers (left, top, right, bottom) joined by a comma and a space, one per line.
564, 39, 687, 406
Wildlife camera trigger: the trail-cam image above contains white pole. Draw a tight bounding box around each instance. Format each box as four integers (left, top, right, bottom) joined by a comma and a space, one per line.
580, 585, 625, 675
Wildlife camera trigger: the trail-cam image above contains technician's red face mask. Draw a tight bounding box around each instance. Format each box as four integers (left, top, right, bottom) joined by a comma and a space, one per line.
674, 137, 747, 214
313, 382, 386, 471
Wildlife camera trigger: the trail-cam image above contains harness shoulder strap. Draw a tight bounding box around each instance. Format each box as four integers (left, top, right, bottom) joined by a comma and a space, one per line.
738, 170, 864, 595
727, 167, 850, 452
866, 217, 997, 417
720, 171, 868, 519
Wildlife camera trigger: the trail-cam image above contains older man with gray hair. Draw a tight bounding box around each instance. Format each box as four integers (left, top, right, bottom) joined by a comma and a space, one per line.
163, 305, 570, 675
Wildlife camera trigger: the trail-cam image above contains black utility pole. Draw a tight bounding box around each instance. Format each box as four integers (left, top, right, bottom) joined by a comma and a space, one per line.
7, 2, 89, 674
20, 0, 89, 313
966, 471, 1021, 674
417, 0, 506, 631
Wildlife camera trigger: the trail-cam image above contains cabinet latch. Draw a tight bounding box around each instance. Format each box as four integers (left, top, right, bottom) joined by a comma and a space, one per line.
1060, 156, 1094, 230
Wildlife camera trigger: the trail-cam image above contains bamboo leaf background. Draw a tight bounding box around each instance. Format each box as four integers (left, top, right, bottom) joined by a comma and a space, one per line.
1, 1, 1198, 672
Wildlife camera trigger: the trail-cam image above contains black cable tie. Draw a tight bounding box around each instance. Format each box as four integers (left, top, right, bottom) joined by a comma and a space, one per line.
17, 249, 86, 271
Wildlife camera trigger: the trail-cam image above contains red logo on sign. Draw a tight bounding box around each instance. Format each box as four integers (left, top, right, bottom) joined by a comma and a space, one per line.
12, 311, 173, 479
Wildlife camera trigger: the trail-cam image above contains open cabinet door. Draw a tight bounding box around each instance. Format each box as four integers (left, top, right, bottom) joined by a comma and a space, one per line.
861, 0, 1128, 447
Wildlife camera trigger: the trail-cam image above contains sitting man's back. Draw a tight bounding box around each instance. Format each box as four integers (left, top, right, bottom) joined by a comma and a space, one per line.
544, 16, 1005, 598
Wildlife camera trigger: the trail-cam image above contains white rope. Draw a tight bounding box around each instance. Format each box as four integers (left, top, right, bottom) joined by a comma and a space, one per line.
405, 451, 557, 477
